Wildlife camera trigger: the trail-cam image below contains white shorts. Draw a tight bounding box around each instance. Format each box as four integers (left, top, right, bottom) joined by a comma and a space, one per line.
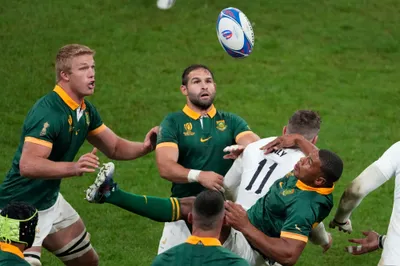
33, 193, 80, 247
222, 228, 271, 266
157, 220, 191, 254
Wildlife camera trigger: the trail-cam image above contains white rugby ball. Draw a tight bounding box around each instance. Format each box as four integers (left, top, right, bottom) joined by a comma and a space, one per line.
216, 7, 254, 58
157, 0, 176, 10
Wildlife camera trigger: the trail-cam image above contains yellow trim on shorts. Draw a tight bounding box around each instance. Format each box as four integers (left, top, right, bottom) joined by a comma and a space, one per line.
88, 124, 107, 136
25, 137, 53, 149
281, 231, 308, 243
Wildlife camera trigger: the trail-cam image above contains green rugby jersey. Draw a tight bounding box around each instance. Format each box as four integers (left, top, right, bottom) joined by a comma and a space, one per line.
0, 85, 106, 211
247, 172, 334, 243
151, 236, 249, 266
156, 104, 252, 198
0, 243, 29, 266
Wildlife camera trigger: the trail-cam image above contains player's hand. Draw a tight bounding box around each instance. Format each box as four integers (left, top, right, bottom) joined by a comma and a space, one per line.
197, 171, 224, 192
223, 145, 244, 159
224, 200, 250, 231
260, 134, 303, 154
321, 233, 333, 253
74, 148, 100, 176
143, 126, 159, 152
345, 231, 379, 255
329, 219, 353, 234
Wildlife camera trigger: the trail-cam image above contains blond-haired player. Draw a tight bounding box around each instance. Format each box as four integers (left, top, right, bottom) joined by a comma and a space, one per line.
0, 44, 158, 266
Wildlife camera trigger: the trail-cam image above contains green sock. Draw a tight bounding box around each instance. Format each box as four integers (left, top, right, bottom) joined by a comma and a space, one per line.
105, 188, 181, 222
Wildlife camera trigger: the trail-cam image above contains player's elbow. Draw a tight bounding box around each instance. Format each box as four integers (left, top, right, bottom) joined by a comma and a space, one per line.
157, 163, 172, 180
19, 156, 35, 178
279, 253, 300, 266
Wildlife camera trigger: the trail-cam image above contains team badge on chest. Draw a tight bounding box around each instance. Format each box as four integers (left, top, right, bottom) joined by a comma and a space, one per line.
85, 111, 90, 126
216, 120, 227, 131
183, 122, 195, 136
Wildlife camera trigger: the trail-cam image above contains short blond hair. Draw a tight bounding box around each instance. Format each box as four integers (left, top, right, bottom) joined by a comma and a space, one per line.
55, 44, 95, 81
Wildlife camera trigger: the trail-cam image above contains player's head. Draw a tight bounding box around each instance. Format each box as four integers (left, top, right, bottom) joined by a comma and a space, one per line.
283, 110, 321, 144
0, 202, 38, 250
188, 190, 225, 232
56, 44, 96, 98
180, 64, 216, 110
294, 149, 343, 187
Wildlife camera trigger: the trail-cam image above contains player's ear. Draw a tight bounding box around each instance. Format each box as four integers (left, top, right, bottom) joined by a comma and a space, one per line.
311, 135, 318, 145
187, 212, 193, 224
60, 70, 69, 81
180, 85, 188, 96
282, 126, 287, 135
315, 176, 326, 186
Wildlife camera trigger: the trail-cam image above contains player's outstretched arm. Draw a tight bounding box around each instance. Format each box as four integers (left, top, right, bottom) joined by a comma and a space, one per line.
260, 134, 317, 156
87, 126, 158, 160
20, 143, 99, 179
223, 155, 244, 201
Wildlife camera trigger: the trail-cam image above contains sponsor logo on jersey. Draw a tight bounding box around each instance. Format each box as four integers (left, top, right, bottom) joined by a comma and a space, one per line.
281, 189, 294, 196
85, 111, 90, 126
216, 120, 227, 131
183, 122, 195, 136
200, 136, 212, 143
68, 115, 73, 132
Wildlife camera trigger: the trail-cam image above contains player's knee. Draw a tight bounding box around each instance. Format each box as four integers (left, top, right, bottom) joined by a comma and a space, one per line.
53, 230, 97, 265
24, 256, 42, 266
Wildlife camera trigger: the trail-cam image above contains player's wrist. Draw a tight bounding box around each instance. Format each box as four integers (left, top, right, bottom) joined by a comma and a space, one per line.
333, 218, 347, 226
188, 169, 201, 183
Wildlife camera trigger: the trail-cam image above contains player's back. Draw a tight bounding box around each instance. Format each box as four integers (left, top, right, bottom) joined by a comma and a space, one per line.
236, 137, 305, 210
151, 241, 249, 266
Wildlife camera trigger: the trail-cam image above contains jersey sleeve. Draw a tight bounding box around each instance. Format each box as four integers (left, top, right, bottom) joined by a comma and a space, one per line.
373, 141, 400, 180
223, 155, 243, 201
156, 115, 179, 149
280, 201, 316, 243
229, 113, 252, 143
86, 102, 106, 136
23, 110, 62, 149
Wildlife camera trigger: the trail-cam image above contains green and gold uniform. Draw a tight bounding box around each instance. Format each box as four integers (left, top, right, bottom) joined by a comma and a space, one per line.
156, 105, 252, 198
151, 236, 249, 266
0, 243, 29, 266
0, 85, 106, 211
247, 172, 334, 244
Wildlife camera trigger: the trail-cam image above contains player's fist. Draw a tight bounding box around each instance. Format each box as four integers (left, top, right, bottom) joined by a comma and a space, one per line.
198, 171, 224, 192
74, 148, 100, 176
223, 145, 244, 159
329, 219, 353, 234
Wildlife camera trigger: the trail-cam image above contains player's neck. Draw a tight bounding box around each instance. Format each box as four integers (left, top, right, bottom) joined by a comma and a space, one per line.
191, 228, 220, 240
57, 82, 84, 104
186, 102, 213, 116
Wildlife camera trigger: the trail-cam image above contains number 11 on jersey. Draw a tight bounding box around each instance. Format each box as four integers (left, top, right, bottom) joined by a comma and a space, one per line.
245, 159, 278, 194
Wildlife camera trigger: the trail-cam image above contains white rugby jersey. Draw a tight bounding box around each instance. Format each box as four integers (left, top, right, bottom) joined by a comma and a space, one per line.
224, 137, 305, 210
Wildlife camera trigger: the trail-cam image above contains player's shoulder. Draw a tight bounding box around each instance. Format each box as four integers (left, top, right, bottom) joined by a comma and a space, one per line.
163, 111, 186, 122
26, 93, 64, 120
245, 137, 277, 151
215, 109, 244, 120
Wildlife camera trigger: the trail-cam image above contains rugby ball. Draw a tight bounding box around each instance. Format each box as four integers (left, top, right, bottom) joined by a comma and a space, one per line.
216, 7, 254, 58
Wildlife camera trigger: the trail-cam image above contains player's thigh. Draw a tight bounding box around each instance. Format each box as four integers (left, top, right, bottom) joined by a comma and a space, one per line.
43, 195, 98, 266
223, 228, 267, 266
23, 200, 61, 265
158, 220, 191, 254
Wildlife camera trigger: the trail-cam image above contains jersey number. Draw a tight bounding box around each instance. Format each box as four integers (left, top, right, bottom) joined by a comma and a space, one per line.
245, 159, 278, 194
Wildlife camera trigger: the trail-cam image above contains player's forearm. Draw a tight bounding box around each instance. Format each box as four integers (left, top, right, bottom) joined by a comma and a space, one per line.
309, 222, 330, 246
20, 156, 76, 179
241, 224, 300, 266
109, 138, 150, 160
334, 164, 387, 222
294, 135, 318, 155
158, 161, 190, 183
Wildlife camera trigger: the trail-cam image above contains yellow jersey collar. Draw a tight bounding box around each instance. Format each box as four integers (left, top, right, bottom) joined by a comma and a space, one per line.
53, 85, 86, 111
296, 180, 334, 195
186, 236, 221, 246
0, 242, 24, 259
182, 104, 216, 120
